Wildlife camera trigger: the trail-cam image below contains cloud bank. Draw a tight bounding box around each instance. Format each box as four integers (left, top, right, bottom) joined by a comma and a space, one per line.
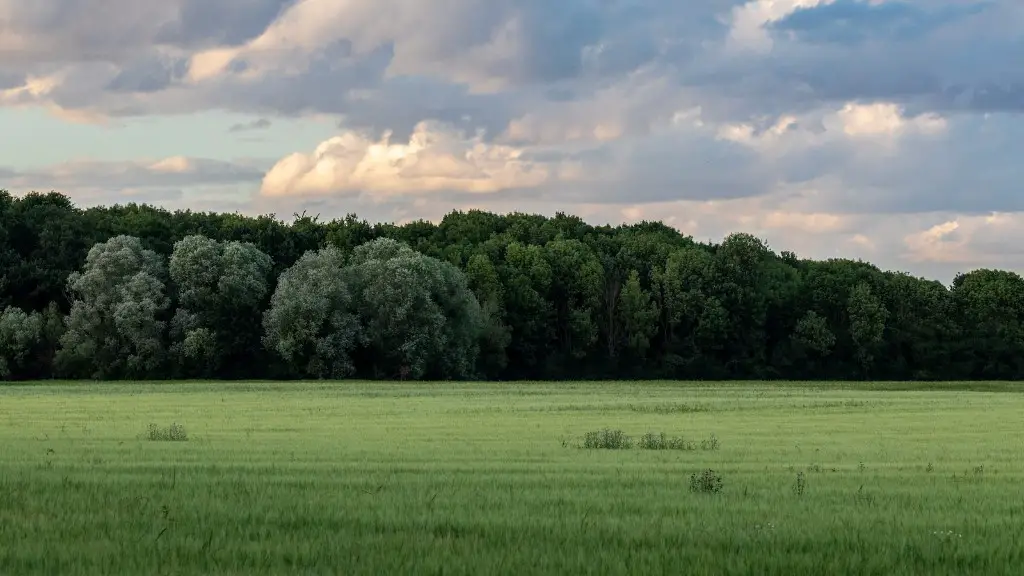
1, 0, 1022, 281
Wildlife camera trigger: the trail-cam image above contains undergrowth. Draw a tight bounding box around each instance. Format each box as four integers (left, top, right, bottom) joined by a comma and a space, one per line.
145, 423, 188, 442
571, 430, 720, 451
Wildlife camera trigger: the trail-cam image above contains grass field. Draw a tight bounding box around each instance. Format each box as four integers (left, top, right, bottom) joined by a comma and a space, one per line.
2, 381, 1024, 575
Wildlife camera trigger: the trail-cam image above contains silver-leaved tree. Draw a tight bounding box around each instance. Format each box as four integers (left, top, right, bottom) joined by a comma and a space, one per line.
346, 238, 483, 380
262, 245, 361, 379
55, 235, 169, 379
264, 238, 484, 380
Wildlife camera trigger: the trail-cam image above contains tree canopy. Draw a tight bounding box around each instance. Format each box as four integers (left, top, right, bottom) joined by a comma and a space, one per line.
1, 189, 1021, 381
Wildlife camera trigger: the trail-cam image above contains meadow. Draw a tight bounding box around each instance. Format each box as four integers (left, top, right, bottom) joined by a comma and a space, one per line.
1, 380, 1023, 575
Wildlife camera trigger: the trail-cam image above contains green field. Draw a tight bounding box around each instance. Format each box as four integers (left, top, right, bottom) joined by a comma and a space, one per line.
2, 381, 1023, 575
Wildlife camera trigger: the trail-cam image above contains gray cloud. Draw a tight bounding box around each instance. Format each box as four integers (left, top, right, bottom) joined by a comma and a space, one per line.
0, 157, 268, 192
228, 118, 272, 132
771, 0, 992, 45
105, 56, 190, 93
70, 187, 186, 207
1, 0, 1019, 125
153, 0, 296, 48
2, 0, 1024, 280
715, 1, 1024, 115
0, 71, 25, 90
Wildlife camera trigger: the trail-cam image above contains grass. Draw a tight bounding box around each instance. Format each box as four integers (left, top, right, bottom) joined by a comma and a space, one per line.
1, 380, 1023, 574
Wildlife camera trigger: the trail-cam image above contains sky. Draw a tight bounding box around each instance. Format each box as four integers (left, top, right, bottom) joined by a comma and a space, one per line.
0, 0, 1021, 283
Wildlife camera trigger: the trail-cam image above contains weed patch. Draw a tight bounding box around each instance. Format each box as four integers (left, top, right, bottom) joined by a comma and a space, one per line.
690, 469, 723, 494
145, 423, 188, 442
638, 432, 695, 451
700, 433, 720, 451
575, 430, 720, 451
628, 402, 711, 414
582, 429, 633, 449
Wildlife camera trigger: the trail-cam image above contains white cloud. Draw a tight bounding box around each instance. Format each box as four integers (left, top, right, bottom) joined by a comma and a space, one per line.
833, 102, 946, 137
260, 121, 556, 197
726, 0, 834, 52
903, 213, 1024, 266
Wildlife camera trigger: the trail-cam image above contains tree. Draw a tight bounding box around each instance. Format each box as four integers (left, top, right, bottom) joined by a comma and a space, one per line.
659, 246, 723, 376
262, 246, 361, 379
543, 239, 603, 362
55, 235, 170, 379
617, 269, 660, 360
950, 269, 1024, 378
848, 282, 888, 376
793, 310, 836, 357
0, 307, 43, 379
7, 190, 1024, 382
346, 238, 484, 380
500, 241, 555, 377
169, 235, 274, 377
464, 253, 511, 375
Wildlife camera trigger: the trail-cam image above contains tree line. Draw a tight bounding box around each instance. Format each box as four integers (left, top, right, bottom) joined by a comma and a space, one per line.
1, 190, 1022, 381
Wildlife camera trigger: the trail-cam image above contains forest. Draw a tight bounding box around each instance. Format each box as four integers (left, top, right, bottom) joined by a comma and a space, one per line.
1, 189, 1022, 382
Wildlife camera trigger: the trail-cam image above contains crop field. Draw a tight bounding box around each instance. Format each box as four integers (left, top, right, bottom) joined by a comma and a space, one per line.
1, 381, 1024, 575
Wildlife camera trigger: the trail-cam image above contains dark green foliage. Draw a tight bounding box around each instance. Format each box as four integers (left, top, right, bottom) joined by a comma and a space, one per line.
145, 423, 188, 442
1, 190, 1022, 380
581, 429, 633, 449
637, 432, 694, 451
689, 469, 723, 494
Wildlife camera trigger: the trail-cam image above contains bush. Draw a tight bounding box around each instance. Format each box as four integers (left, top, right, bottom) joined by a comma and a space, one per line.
689, 469, 723, 494
582, 428, 633, 449
638, 432, 695, 451
146, 423, 188, 442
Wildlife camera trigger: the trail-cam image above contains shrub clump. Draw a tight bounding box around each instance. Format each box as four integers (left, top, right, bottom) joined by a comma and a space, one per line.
146, 423, 188, 442
574, 430, 721, 451
638, 432, 696, 451
582, 428, 633, 449
690, 469, 723, 494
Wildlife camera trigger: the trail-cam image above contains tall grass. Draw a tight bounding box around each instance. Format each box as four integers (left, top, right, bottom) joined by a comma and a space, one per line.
0, 381, 1021, 574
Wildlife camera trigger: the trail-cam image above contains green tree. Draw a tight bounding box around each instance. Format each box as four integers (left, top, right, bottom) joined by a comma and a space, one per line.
0, 307, 44, 379
617, 269, 660, 359
169, 235, 274, 377
55, 235, 170, 379
848, 282, 888, 376
793, 310, 836, 357
950, 269, 1024, 378
263, 246, 361, 379
659, 246, 723, 376
495, 241, 555, 377
347, 238, 483, 380
543, 239, 603, 363
465, 253, 511, 375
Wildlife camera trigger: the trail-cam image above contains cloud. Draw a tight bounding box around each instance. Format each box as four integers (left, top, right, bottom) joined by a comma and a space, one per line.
0, 0, 292, 64
2, 0, 1024, 282
105, 56, 190, 94
3, 0, 1021, 125
903, 213, 1024, 267
260, 121, 556, 197
1, 156, 266, 192
771, 0, 992, 45
228, 117, 272, 132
